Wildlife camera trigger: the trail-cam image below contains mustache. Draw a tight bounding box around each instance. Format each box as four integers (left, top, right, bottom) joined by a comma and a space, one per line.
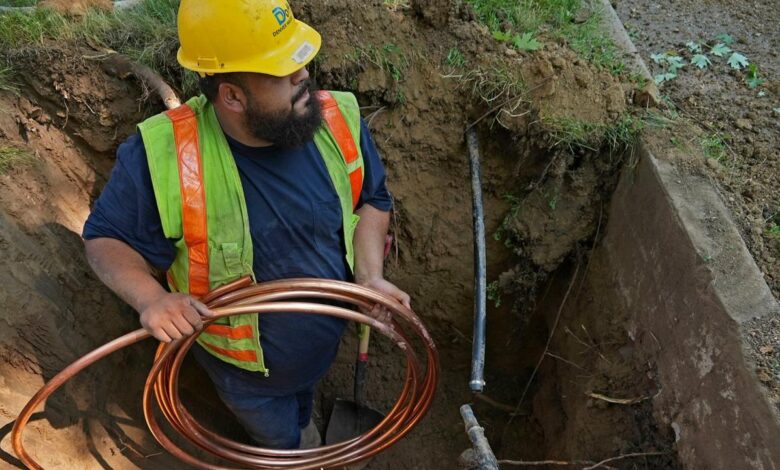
291, 80, 312, 104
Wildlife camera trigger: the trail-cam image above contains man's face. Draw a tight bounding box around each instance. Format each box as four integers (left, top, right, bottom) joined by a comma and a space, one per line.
238, 67, 322, 149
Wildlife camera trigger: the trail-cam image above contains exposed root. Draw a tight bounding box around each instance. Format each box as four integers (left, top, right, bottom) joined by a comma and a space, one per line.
499, 451, 669, 469
98, 52, 181, 109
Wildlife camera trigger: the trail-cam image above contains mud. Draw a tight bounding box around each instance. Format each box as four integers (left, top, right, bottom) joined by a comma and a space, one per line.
0, 1, 680, 468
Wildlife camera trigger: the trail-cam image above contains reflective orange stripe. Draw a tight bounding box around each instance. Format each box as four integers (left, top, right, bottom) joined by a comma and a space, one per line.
201, 341, 258, 363
204, 324, 254, 340
166, 105, 210, 297
349, 167, 363, 211
316, 91, 363, 209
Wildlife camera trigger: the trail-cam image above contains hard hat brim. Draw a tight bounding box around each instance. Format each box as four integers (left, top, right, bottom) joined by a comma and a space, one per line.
177, 18, 322, 77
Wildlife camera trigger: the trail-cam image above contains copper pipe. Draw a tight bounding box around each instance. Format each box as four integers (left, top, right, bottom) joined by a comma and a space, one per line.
11, 278, 439, 469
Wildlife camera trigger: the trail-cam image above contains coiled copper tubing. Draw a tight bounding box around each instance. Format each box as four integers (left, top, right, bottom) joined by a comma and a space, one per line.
11, 277, 439, 469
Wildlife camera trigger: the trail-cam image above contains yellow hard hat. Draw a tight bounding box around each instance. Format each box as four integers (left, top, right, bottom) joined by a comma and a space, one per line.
177, 0, 321, 77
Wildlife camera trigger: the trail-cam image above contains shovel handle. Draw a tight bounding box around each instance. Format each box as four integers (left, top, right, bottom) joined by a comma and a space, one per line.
355, 324, 370, 406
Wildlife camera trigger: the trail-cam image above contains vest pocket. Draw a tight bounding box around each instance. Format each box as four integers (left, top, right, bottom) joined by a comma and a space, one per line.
220, 242, 242, 276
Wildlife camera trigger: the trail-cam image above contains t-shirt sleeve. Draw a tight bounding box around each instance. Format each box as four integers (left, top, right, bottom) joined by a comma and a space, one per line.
356, 118, 393, 212
82, 133, 176, 271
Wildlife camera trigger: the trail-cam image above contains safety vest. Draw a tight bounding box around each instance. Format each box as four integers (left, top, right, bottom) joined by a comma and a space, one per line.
138, 91, 365, 374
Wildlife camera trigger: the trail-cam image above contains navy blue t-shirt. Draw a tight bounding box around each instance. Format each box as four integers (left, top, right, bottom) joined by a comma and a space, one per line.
83, 118, 392, 395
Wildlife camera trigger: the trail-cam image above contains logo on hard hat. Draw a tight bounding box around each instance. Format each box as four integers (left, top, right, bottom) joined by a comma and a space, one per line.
272, 6, 288, 26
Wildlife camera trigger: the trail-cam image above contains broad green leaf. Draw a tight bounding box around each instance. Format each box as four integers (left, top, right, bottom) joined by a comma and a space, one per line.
666, 56, 685, 72
691, 54, 711, 69
727, 52, 748, 70
773, 108, 780, 114
492, 30, 512, 42
512, 32, 542, 51
716, 33, 735, 46
654, 72, 677, 84
711, 43, 732, 57
686, 41, 702, 53
651, 53, 667, 64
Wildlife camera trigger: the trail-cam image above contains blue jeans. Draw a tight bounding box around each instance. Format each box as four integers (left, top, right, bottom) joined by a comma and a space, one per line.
191, 344, 314, 449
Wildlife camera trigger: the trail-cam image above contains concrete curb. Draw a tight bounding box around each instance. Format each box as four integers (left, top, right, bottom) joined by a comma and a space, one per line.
595, 2, 780, 468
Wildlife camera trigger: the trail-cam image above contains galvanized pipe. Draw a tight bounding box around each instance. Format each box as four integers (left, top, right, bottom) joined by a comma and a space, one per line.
466, 128, 488, 393
460, 405, 498, 470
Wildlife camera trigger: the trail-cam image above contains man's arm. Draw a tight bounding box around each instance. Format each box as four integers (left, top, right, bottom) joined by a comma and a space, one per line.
352, 204, 411, 309
85, 237, 212, 342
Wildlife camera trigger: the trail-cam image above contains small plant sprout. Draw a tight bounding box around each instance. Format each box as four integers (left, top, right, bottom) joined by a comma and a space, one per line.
651, 53, 685, 84
773, 108, 780, 115
445, 47, 466, 67
686, 41, 702, 53
492, 30, 541, 52
492, 30, 512, 42
711, 43, 732, 57
715, 33, 736, 46
513, 32, 542, 51
745, 64, 765, 89
651, 53, 667, 64
727, 52, 749, 70
691, 54, 711, 69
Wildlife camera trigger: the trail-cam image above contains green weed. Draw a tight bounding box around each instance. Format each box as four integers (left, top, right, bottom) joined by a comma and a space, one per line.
0, 145, 36, 174
0, 66, 19, 94
0, 0, 37, 7
348, 43, 409, 83
445, 47, 466, 68
700, 133, 727, 162
487, 280, 502, 308
544, 113, 643, 153
466, 0, 624, 73
0, 0, 197, 95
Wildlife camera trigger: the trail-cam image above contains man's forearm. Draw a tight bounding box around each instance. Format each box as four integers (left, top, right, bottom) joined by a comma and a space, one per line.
352, 204, 390, 283
84, 237, 168, 313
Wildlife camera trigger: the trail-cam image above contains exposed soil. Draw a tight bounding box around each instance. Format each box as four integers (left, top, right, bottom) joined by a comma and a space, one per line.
0, 1, 681, 468
616, 0, 780, 428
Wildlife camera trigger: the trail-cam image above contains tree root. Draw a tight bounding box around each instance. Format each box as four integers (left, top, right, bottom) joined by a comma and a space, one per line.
99, 52, 181, 110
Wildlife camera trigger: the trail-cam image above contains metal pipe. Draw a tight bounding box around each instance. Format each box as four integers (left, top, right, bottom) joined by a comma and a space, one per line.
460, 405, 498, 470
12, 277, 439, 469
466, 128, 487, 393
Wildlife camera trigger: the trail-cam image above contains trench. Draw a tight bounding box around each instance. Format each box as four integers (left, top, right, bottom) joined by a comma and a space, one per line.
2, 2, 780, 468
0, 82, 682, 468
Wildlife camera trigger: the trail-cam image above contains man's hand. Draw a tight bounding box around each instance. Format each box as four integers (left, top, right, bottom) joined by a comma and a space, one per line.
139, 293, 214, 343
359, 277, 411, 309
358, 277, 411, 325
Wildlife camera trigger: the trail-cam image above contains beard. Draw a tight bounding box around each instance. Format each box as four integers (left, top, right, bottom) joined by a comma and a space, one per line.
244, 81, 322, 149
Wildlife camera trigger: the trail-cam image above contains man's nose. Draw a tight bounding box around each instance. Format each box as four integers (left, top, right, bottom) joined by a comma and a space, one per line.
291, 67, 309, 85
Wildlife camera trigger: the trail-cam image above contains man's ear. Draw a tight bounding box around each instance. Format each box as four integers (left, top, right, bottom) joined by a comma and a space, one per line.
218, 82, 248, 113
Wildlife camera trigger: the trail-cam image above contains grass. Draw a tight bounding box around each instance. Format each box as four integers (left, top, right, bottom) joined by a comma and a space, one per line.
445, 47, 467, 68
0, 145, 36, 174
347, 43, 409, 83
544, 113, 643, 153
0, 0, 36, 6
466, 0, 624, 74
0, 65, 19, 94
0, 0, 199, 96
700, 133, 727, 162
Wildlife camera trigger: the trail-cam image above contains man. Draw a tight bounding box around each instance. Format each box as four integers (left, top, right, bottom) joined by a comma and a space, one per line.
83, 0, 409, 450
